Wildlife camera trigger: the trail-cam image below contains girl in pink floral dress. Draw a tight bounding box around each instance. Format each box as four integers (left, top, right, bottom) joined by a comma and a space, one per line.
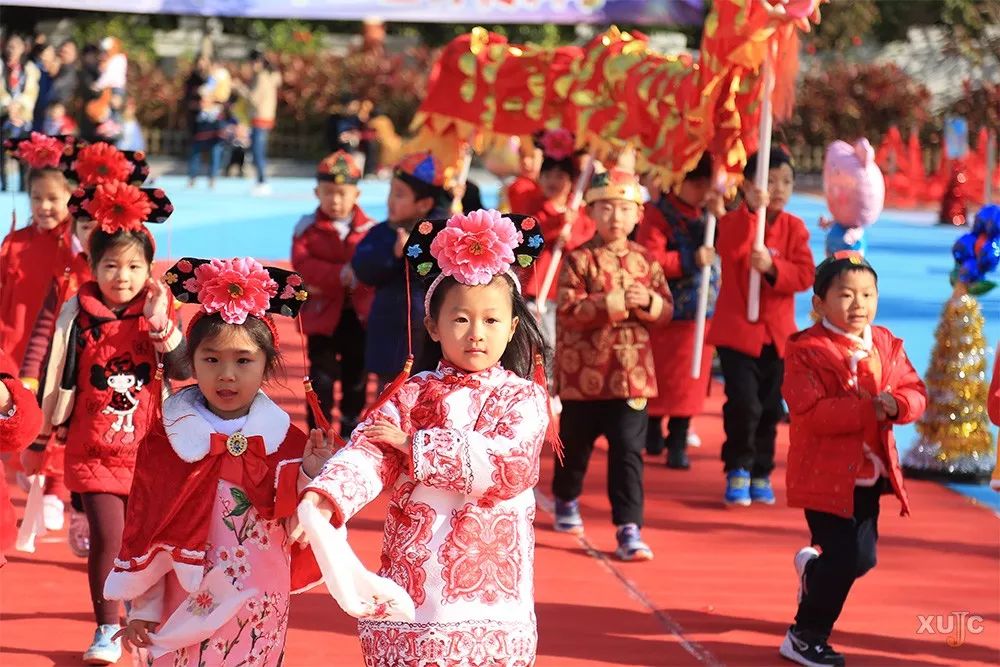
105, 257, 327, 666
299, 209, 556, 666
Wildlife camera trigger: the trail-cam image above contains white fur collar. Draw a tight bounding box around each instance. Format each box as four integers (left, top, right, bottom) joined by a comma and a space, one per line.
163, 386, 291, 462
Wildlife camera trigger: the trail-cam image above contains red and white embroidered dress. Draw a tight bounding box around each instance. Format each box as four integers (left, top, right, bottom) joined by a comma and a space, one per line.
306, 362, 548, 667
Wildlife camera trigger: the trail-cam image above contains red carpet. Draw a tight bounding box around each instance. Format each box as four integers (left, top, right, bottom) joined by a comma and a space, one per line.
2, 313, 998, 666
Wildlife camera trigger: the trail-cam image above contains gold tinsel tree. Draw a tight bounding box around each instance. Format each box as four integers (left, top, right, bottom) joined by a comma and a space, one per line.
903, 287, 996, 480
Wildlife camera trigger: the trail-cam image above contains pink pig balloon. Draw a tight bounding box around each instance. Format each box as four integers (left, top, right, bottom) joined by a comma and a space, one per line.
824, 138, 885, 230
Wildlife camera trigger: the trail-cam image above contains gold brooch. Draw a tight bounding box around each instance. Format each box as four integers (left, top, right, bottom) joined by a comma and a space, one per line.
227, 432, 249, 457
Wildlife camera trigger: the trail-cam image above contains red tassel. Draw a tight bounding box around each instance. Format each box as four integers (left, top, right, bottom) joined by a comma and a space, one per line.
148, 362, 165, 430
304, 378, 347, 448
534, 352, 563, 464
296, 313, 345, 447
362, 355, 414, 421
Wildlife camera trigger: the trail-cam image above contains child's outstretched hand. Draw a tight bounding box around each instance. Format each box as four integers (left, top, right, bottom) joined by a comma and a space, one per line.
117, 619, 158, 649
363, 422, 411, 453
143, 277, 172, 332
302, 428, 336, 479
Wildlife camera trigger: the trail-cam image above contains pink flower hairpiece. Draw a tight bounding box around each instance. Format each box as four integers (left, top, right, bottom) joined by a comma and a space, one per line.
430, 209, 522, 286
14, 132, 65, 170
424, 209, 523, 313
539, 128, 575, 161
182, 257, 279, 324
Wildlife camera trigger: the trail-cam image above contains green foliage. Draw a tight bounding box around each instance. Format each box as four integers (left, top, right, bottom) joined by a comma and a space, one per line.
777, 61, 933, 149
248, 19, 329, 56
805, 0, 880, 51
72, 15, 158, 61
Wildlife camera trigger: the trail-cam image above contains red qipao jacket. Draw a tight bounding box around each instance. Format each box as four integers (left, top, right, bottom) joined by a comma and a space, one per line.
783, 323, 927, 518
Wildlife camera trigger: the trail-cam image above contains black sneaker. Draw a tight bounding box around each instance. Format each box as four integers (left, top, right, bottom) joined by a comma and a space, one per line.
779, 626, 845, 667
666, 447, 690, 469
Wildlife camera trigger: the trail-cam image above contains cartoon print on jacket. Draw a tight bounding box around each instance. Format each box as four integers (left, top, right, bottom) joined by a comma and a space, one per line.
90, 353, 150, 444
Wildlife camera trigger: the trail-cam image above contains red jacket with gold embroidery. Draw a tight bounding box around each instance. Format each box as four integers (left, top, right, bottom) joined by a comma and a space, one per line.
784, 323, 927, 518
707, 205, 814, 357
292, 205, 376, 334
556, 239, 673, 401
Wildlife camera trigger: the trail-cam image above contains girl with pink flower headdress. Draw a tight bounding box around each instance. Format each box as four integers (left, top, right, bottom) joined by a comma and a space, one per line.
298, 208, 556, 666
106, 256, 327, 667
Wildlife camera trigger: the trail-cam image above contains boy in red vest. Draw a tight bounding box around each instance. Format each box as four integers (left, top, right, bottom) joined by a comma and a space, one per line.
292, 151, 375, 437
707, 147, 814, 506
779, 252, 926, 667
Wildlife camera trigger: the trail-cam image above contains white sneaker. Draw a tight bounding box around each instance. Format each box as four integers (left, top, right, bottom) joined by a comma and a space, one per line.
83, 624, 122, 665
42, 495, 65, 531
69, 509, 91, 558
686, 431, 701, 448
251, 182, 272, 196
794, 546, 820, 603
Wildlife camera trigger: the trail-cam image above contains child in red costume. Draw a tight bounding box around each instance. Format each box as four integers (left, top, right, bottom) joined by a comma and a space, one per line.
502, 135, 544, 215
21, 177, 189, 665
0, 348, 43, 566
552, 169, 674, 561
292, 150, 375, 436
707, 147, 815, 506
109, 257, 327, 666
19, 141, 148, 552
300, 210, 553, 666
522, 129, 595, 345
0, 134, 81, 534
779, 252, 926, 667
0, 133, 76, 367
638, 154, 723, 469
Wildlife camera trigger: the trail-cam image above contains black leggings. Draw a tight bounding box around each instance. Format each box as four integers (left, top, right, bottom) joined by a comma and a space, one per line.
80, 492, 127, 625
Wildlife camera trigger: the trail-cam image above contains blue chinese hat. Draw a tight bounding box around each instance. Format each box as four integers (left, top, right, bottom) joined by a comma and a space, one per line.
393, 151, 452, 209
